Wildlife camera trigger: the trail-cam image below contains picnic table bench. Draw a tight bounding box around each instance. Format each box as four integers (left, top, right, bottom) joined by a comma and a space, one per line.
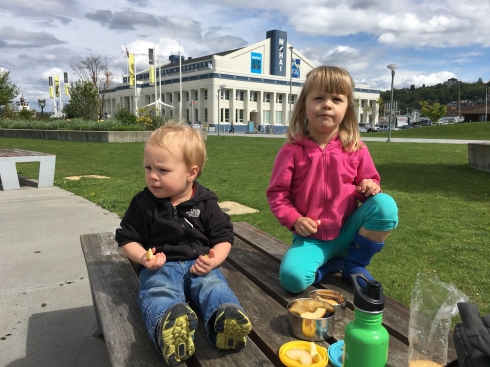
0, 149, 56, 191
80, 222, 459, 367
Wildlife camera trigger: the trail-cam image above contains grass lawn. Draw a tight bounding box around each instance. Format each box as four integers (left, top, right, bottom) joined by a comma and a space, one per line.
1, 126, 490, 318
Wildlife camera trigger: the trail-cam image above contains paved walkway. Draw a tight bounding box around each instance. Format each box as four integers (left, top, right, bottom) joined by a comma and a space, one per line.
0, 181, 119, 367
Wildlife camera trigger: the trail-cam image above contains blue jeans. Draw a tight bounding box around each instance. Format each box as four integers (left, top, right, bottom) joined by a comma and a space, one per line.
280, 193, 398, 292
138, 260, 243, 351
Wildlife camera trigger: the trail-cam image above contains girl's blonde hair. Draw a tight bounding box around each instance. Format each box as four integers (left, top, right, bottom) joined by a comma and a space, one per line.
146, 120, 206, 178
286, 65, 363, 151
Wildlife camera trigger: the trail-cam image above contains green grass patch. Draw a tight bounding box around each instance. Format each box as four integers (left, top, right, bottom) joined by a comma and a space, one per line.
366, 121, 490, 140
2, 134, 490, 318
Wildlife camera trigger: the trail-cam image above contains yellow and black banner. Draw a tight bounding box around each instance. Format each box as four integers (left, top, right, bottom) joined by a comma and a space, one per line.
48, 77, 53, 98
149, 66, 155, 84
64, 84, 70, 96
54, 74, 60, 97
129, 54, 135, 87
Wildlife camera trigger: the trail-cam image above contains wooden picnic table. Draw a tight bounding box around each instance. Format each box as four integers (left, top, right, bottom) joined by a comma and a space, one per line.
80, 222, 458, 367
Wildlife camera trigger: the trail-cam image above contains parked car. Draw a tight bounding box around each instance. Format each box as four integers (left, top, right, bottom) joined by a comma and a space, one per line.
187, 121, 202, 130
359, 123, 378, 133
378, 124, 398, 131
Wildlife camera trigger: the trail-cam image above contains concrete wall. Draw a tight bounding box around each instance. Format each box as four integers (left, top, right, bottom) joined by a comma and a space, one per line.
468, 143, 490, 172
0, 129, 152, 142
0, 129, 207, 142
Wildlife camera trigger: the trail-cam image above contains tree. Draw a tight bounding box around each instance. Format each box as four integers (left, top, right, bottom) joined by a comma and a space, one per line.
419, 101, 447, 124
64, 81, 99, 120
0, 70, 20, 111
71, 54, 114, 120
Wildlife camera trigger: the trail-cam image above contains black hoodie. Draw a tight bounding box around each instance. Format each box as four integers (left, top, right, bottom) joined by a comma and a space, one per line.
115, 181, 234, 267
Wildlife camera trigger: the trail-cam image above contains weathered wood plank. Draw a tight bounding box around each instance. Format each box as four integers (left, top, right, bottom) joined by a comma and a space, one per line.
80, 232, 162, 367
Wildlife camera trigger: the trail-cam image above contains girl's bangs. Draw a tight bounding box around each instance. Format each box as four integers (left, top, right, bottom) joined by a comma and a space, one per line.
306, 68, 353, 96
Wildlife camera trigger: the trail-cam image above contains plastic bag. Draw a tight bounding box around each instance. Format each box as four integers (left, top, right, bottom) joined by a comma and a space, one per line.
408, 273, 469, 367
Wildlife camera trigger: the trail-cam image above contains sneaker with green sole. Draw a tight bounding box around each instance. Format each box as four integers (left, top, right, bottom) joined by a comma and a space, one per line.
214, 305, 252, 350
159, 303, 198, 366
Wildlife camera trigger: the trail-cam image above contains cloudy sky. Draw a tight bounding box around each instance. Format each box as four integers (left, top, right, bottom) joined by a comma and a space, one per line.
2, 0, 490, 109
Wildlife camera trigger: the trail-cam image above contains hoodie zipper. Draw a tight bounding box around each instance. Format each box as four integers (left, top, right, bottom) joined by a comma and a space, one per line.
173, 205, 198, 258
322, 149, 328, 238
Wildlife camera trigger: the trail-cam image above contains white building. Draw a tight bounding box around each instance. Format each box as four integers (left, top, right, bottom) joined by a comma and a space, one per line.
103, 30, 380, 133
14, 94, 30, 111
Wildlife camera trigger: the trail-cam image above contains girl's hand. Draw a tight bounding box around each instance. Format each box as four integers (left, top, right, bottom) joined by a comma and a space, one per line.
293, 217, 321, 237
191, 249, 217, 276
143, 248, 166, 270
356, 179, 381, 197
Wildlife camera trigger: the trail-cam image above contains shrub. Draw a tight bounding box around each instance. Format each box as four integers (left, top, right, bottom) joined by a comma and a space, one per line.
115, 109, 137, 126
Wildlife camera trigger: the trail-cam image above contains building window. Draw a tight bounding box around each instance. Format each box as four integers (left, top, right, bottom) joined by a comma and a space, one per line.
170, 110, 173, 118
194, 91, 198, 101
264, 93, 270, 103
236, 91, 244, 101
186, 92, 189, 102
221, 108, 230, 122
178, 93, 180, 102
276, 111, 283, 124
205, 108, 208, 122
277, 94, 283, 103
289, 95, 295, 104
204, 90, 208, 100
236, 109, 244, 122
161, 94, 165, 103
263, 110, 270, 124
169, 94, 173, 103
222, 90, 229, 100
195, 110, 198, 121
250, 92, 258, 102
186, 109, 190, 121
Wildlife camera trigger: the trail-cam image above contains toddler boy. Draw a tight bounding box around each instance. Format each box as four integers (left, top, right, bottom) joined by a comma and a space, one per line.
115, 121, 251, 366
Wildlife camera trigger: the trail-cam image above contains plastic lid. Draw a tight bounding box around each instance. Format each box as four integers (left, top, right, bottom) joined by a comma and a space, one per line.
328, 340, 344, 367
279, 340, 329, 367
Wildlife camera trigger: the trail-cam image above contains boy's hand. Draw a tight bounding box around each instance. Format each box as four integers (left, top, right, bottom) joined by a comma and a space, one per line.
356, 179, 381, 197
293, 217, 321, 237
143, 247, 166, 270
191, 249, 217, 276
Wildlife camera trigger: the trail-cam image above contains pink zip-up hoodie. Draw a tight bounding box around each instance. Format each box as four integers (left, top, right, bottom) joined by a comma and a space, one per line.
266, 136, 380, 241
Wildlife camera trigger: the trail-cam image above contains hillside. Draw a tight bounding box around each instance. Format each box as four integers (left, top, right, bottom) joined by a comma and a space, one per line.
379, 80, 490, 114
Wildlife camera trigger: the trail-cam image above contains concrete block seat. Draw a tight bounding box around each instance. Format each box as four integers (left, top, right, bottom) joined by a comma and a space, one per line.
0, 149, 56, 191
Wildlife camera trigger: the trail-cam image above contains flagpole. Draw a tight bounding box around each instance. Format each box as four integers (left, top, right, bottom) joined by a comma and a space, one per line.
153, 47, 157, 114
134, 54, 137, 117
179, 41, 182, 122
59, 74, 64, 117
158, 49, 162, 114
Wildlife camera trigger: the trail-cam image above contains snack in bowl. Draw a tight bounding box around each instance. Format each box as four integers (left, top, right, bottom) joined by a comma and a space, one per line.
409, 361, 443, 367
286, 298, 336, 341
279, 340, 328, 367
308, 289, 347, 321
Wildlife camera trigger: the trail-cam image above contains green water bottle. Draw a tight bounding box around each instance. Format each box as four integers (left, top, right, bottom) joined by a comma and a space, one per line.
343, 274, 389, 367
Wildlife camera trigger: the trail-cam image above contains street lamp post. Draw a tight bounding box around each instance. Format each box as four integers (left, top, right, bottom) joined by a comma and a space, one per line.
217, 84, 226, 136
37, 99, 46, 115
387, 64, 398, 142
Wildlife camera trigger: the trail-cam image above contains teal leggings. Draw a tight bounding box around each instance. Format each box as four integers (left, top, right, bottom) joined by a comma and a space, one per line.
279, 193, 398, 293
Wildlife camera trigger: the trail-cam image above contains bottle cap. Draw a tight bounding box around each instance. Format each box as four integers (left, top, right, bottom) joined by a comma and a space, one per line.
351, 273, 385, 312
328, 340, 344, 367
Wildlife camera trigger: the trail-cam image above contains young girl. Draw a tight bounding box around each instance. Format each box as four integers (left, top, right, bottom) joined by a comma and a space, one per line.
266, 66, 398, 293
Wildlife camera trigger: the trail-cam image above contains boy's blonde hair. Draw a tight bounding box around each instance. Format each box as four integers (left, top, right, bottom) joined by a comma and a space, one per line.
146, 120, 206, 178
286, 65, 363, 151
